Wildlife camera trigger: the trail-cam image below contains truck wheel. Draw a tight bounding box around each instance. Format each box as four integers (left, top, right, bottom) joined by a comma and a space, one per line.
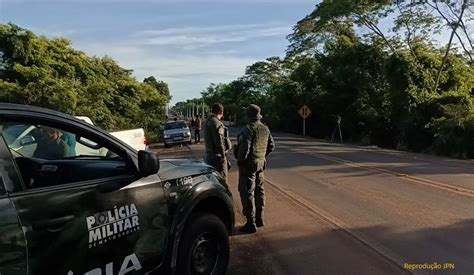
177, 213, 229, 275
164, 142, 170, 148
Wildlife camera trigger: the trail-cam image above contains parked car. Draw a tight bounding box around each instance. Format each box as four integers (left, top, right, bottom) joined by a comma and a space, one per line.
0, 103, 234, 275
163, 120, 192, 148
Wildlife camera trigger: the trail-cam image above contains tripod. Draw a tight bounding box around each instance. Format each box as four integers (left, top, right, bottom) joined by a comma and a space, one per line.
330, 116, 343, 143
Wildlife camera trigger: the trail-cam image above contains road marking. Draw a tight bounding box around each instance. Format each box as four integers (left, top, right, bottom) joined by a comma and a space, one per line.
265, 178, 414, 275
279, 145, 474, 198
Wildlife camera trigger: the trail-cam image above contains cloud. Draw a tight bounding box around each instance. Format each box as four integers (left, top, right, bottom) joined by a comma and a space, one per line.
5, 0, 315, 3
24, 27, 78, 38
78, 43, 258, 103
136, 24, 282, 36
133, 55, 258, 103
75, 22, 292, 103
134, 23, 291, 49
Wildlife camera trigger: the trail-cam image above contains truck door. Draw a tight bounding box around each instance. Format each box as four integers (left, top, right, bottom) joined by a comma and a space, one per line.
0, 125, 27, 275
1, 117, 170, 275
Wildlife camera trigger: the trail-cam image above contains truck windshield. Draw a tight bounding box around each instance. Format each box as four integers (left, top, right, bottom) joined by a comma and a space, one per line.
165, 122, 187, 130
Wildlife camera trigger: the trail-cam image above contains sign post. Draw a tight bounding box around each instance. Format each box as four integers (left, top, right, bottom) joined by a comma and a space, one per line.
303, 118, 306, 136
298, 105, 312, 136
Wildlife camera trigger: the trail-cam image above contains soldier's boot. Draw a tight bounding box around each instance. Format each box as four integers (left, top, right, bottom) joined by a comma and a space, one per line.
238, 172, 256, 233
255, 217, 264, 228
255, 207, 264, 227
240, 221, 257, 233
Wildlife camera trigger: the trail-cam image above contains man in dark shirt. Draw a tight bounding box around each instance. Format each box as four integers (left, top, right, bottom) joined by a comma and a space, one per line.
194, 115, 202, 144
33, 127, 69, 160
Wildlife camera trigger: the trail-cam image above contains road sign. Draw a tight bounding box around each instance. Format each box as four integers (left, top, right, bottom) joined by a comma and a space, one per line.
298, 105, 312, 119
298, 105, 312, 136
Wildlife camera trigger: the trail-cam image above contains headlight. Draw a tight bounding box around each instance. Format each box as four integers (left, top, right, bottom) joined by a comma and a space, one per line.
184, 131, 191, 136
164, 134, 170, 138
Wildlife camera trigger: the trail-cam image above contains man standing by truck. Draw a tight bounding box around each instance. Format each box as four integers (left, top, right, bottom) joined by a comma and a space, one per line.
203, 103, 228, 180
235, 104, 275, 233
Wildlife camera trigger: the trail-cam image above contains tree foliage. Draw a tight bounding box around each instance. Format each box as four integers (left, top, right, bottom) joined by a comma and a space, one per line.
0, 24, 170, 140
193, 1, 474, 158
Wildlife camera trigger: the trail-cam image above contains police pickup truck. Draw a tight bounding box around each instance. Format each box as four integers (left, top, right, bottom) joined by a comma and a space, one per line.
0, 104, 234, 275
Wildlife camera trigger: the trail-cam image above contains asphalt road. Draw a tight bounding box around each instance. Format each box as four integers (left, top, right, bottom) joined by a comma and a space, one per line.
152, 132, 474, 275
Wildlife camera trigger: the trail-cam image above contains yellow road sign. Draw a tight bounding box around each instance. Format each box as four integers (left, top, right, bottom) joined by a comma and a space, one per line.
298, 105, 312, 119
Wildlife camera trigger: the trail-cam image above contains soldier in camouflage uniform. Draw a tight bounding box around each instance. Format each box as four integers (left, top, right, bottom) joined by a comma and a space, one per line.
235, 104, 275, 233
203, 103, 228, 180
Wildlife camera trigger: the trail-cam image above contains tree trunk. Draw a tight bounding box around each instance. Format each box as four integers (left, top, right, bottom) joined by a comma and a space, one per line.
432, 0, 467, 93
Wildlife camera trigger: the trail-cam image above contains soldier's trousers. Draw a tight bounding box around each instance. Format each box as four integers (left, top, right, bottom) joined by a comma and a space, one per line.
238, 160, 265, 224
205, 154, 228, 180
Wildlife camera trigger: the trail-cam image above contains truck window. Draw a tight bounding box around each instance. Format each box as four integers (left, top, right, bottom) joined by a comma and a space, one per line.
1, 121, 134, 189
0, 127, 23, 194
2, 124, 120, 160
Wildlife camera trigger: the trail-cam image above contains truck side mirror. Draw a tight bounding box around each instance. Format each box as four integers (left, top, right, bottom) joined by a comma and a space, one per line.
20, 135, 36, 146
138, 150, 160, 177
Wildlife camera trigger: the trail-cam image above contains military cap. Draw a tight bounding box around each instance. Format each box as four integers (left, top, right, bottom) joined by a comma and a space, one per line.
246, 104, 263, 120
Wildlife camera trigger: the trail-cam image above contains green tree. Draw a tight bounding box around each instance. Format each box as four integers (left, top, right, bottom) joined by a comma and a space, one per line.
0, 23, 170, 140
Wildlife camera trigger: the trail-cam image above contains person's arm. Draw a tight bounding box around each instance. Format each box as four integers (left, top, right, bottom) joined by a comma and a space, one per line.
215, 124, 226, 158
202, 120, 207, 137
266, 129, 275, 157
237, 127, 252, 164
224, 127, 232, 152
60, 142, 69, 158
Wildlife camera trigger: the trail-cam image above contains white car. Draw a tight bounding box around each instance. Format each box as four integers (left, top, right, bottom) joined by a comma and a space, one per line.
75, 116, 147, 151
163, 120, 192, 147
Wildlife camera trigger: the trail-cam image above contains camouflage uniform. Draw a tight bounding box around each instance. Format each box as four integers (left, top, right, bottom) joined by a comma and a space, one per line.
236, 104, 275, 230
224, 126, 232, 170
203, 114, 228, 179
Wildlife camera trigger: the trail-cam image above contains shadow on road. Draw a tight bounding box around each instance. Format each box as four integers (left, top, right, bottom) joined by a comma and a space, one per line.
233, 218, 474, 275
150, 139, 474, 275
267, 142, 474, 179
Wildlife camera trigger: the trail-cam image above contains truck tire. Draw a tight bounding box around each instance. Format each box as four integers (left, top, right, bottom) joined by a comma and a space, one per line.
177, 213, 229, 275
164, 142, 170, 148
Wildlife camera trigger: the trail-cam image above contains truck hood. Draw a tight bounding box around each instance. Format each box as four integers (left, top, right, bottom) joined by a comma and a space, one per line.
158, 159, 214, 181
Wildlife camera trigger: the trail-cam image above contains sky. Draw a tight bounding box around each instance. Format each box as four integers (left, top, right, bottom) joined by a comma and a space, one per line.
1, 0, 462, 106
1, 0, 318, 105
